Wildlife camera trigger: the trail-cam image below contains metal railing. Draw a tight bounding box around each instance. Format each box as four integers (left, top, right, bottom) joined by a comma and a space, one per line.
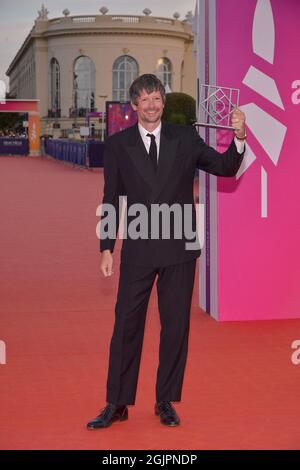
48, 109, 61, 118
69, 108, 97, 118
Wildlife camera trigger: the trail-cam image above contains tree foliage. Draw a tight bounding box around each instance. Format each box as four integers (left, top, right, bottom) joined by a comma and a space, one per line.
162, 92, 196, 126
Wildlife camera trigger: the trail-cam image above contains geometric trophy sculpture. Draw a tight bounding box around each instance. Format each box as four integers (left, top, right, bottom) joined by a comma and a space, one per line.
196, 84, 239, 130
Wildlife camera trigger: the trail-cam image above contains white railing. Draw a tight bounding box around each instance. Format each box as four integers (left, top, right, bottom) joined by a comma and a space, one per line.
111, 16, 140, 23
47, 15, 180, 28
72, 17, 96, 23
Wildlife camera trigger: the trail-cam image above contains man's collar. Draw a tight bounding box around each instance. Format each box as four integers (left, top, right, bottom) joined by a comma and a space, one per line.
138, 122, 162, 138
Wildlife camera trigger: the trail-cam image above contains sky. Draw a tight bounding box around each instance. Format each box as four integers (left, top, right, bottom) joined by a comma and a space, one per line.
0, 0, 196, 89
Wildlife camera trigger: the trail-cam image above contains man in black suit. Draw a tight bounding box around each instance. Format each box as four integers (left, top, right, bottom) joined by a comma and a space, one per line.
87, 74, 246, 428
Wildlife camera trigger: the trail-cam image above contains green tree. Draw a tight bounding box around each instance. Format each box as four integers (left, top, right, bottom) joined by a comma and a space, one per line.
162, 92, 196, 126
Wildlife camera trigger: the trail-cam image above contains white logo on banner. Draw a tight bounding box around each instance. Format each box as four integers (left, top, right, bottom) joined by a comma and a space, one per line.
291, 80, 300, 105
236, 0, 287, 218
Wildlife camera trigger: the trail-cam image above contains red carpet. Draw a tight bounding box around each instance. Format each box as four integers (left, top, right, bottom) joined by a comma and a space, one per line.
0, 155, 300, 449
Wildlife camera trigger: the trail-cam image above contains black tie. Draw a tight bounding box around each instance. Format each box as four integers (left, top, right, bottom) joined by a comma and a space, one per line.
146, 133, 158, 172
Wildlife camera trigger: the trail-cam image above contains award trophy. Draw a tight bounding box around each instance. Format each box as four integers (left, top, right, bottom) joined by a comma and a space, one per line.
195, 84, 240, 130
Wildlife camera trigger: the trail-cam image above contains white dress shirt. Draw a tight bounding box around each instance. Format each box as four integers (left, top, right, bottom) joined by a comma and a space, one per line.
138, 121, 244, 161
138, 122, 161, 161
234, 137, 245, 154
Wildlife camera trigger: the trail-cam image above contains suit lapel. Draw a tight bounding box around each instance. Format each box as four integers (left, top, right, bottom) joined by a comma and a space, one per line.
124, 122, 179, 202
125, 124, 156, 189
151, 122, 179, 203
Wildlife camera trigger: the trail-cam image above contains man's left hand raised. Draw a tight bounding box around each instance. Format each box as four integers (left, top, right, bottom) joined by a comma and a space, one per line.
231, 108, 246, 139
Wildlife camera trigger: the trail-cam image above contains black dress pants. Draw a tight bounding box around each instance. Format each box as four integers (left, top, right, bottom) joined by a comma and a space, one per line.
106, 259, 197, 405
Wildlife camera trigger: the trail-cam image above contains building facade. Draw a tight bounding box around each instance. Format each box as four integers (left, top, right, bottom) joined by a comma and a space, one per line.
6, 6, 196, 135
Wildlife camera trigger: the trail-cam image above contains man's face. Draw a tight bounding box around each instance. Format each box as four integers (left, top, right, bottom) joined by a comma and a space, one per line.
131, 89, 164, 129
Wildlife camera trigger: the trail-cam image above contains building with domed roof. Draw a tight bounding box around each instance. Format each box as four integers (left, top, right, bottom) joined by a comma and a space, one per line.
6, 5, 196, 135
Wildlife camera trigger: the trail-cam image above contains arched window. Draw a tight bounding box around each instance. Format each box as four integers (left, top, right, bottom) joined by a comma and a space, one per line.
113, 55, 139, 101
50, 58, 60, 115
156, 57, 172, 92
73, 56, 96, 115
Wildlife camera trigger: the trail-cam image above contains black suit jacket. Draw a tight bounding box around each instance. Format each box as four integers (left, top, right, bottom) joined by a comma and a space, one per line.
100, 121, 244, 267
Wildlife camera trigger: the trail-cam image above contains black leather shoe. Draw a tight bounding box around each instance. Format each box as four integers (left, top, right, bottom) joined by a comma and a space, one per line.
87, 404, 128, 429
155, 401, 180, 426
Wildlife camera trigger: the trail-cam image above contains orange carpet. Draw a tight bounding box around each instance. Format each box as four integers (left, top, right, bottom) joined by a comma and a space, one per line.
0, 155, 300, 450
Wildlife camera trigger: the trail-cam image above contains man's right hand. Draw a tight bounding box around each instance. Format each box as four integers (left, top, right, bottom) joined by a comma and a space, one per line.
100, 250, 114, 277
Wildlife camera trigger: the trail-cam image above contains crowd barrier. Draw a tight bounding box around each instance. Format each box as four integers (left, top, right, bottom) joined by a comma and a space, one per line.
0, 138, 29, 155
88, 141, 105, 167
44, 139, 105, 168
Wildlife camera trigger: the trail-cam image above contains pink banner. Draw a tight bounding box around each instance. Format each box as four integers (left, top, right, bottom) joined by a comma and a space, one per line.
216, 0, 300, 320
0, 100, 38, 113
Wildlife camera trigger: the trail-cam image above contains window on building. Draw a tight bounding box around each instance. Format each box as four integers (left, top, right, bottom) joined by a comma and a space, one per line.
156, 57, 172, 92
50, 58, 61, 116
73, 56, 96, 115
180, 60, 184, 92
113, 55, 139, 101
